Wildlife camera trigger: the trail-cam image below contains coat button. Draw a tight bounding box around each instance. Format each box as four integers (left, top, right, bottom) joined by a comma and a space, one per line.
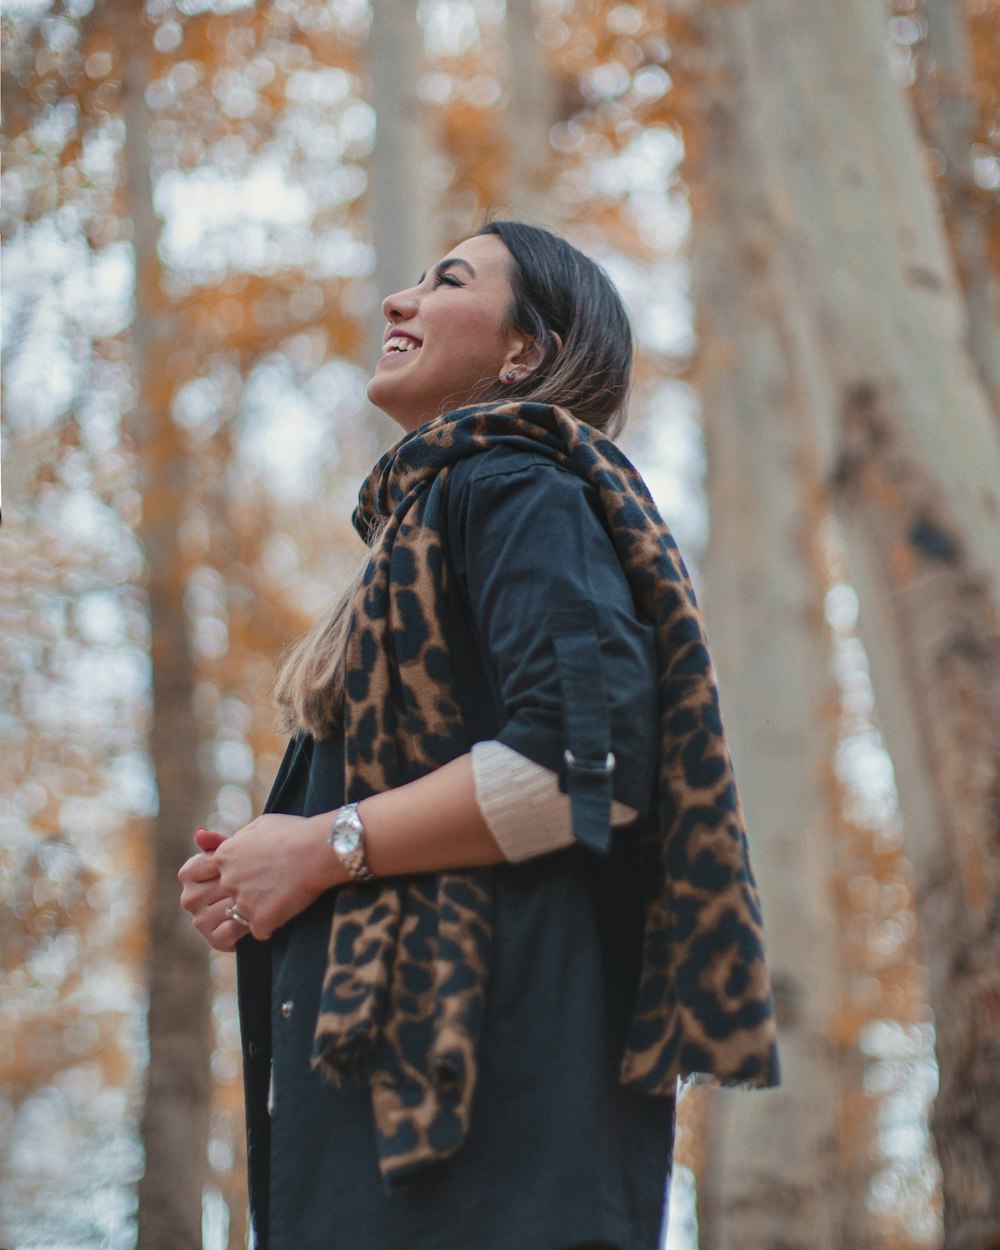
248, 1041, 258, 1057
281, 1000, 293, 1019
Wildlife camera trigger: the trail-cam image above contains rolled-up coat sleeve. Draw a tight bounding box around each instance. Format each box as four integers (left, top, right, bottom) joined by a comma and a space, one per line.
447, 452, 658, 832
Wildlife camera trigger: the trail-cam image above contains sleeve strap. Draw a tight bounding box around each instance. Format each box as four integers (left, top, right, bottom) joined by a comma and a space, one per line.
548, 605, 617, 854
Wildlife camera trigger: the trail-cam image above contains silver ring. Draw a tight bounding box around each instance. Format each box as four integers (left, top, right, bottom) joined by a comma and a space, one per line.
225, 904, 251, 927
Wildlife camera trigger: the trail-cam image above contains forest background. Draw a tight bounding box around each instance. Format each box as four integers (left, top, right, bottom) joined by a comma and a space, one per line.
2, 1, 999, 1249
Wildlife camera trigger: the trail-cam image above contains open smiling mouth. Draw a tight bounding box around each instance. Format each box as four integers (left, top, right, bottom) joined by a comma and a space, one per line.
383, 336, 421, 357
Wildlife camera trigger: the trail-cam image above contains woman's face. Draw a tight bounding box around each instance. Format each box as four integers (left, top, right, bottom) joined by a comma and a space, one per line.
367, 233, 531, 432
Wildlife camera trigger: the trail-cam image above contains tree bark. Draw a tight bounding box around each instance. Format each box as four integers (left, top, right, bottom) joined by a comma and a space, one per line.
689, 25, 857, 1245
118, 8, 214, 1248
918, 0, 1000, 412
367, 0, 433, 354
504, 0, 558, 222
690, 2, 1000, 1245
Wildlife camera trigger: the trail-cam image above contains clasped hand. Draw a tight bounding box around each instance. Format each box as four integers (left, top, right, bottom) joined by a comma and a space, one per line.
178, 812, 343, 950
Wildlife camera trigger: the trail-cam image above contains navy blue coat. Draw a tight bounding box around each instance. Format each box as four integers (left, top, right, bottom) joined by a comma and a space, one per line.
237, 446, 674, 1250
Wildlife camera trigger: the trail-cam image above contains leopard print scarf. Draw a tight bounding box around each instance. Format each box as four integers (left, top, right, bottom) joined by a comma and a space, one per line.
312, 401, 778, 1186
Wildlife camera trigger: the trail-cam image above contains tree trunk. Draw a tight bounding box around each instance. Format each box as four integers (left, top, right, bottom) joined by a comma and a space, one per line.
118, 9, 214, 1248
918, 0, 1000, 412
689, 25, 855, 1245
504, 0, 558, 222
368, 0, 433, 352
691, 2, 1000, 1245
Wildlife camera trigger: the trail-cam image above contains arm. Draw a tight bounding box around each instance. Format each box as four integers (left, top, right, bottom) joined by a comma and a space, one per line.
178, 753, 503, 948
450, 457, 658, 805
178, 738, 641, 948
180, 459, 656, 948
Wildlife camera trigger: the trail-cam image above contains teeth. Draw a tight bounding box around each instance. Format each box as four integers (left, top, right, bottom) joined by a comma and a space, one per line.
384, 336, 419, 353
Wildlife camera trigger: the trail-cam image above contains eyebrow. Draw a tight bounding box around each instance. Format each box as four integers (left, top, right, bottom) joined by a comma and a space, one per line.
417, 257, 478, 284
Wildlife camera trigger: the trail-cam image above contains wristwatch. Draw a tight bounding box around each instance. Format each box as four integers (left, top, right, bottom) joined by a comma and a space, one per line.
329, 802, 374, 882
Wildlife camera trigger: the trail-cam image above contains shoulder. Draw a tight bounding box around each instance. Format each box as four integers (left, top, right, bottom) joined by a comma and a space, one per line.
445, 447, 600, 554
445, 446, 596, 523
443, 446, 622, 599
446, 444, 577, 491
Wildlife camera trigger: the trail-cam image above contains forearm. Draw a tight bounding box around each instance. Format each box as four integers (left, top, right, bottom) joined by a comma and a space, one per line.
310, 745, 636, 887
195, 747, 627, 944
191, 755, 502, 944
305, 753, 505, 889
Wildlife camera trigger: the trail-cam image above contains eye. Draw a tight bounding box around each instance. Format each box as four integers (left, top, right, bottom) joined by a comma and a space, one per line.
434, 271, 464, 288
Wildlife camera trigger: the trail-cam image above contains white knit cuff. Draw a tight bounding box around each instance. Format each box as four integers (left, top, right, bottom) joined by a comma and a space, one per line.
471, 739, 637, 863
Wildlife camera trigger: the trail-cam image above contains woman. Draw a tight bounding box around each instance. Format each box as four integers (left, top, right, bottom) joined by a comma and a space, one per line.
179, 221, 778, 1250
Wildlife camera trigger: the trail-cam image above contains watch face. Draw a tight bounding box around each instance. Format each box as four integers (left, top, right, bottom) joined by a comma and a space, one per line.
330, 805, 371, 881
332, 807, 363, 859
333, 826, 360, 857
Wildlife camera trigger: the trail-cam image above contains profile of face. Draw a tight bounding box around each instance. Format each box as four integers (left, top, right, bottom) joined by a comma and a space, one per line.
366, 233, 544, 432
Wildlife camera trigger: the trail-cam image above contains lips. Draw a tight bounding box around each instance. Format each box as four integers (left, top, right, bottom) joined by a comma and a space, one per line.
381, 331, 422, 357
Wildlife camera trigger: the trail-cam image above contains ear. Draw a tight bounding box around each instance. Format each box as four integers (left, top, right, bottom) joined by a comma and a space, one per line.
500, 330, 563, 378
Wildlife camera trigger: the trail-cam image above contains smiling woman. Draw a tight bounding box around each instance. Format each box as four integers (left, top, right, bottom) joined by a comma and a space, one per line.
367, 233, 531, 431
178, 220, 778, 1250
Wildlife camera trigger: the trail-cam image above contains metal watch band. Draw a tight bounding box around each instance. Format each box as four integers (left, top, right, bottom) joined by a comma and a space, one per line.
329, 801, 374, 882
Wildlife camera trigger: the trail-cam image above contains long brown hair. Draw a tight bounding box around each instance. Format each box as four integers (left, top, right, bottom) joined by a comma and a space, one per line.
274, 222, 634, 738
273, 542, 377, 738
469, 220, 633, 434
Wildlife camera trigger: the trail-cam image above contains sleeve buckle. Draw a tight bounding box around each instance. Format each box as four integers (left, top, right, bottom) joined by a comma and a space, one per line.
564, 749, 616, 774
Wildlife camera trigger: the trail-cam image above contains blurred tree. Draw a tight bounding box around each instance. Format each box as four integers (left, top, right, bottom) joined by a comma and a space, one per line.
0, 520, 150, 1247
2, 1, 375, 1245
113, 4, 373, 1240
689, 36, 853, 1242
2, 2, 157, 1242
911, 0, 1000, 410
504, 0, 559, 221
368, 0, 434, 351
114, 3, 215, 1244
685, 86, 938, 1228
680, 1, 1000, 1247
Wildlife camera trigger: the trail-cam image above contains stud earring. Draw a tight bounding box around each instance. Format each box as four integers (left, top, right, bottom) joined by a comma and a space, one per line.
504, 369, 517, 382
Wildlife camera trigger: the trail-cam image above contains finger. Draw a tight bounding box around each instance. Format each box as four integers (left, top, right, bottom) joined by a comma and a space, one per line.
221, 900, 252, 928
226, 903, 270, 942
178, 852, 223, 885
195, 827, 228, 854
180, 880, 228, 914
194, 897, 244, 940
219, 914, 254, 948
204, 923, 242, 953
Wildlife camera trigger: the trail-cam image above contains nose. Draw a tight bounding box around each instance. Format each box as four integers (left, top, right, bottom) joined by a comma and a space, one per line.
382, 286, 418, 323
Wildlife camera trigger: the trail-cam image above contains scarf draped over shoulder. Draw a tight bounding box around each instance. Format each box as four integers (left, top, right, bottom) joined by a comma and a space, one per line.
311, 401, 779, 1187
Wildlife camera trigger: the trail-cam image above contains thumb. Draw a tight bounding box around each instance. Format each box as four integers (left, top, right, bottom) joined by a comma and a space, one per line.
194, 827, 228, 853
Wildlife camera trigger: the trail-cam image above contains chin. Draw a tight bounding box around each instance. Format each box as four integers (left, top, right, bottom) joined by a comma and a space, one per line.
366, 377, 396, 416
